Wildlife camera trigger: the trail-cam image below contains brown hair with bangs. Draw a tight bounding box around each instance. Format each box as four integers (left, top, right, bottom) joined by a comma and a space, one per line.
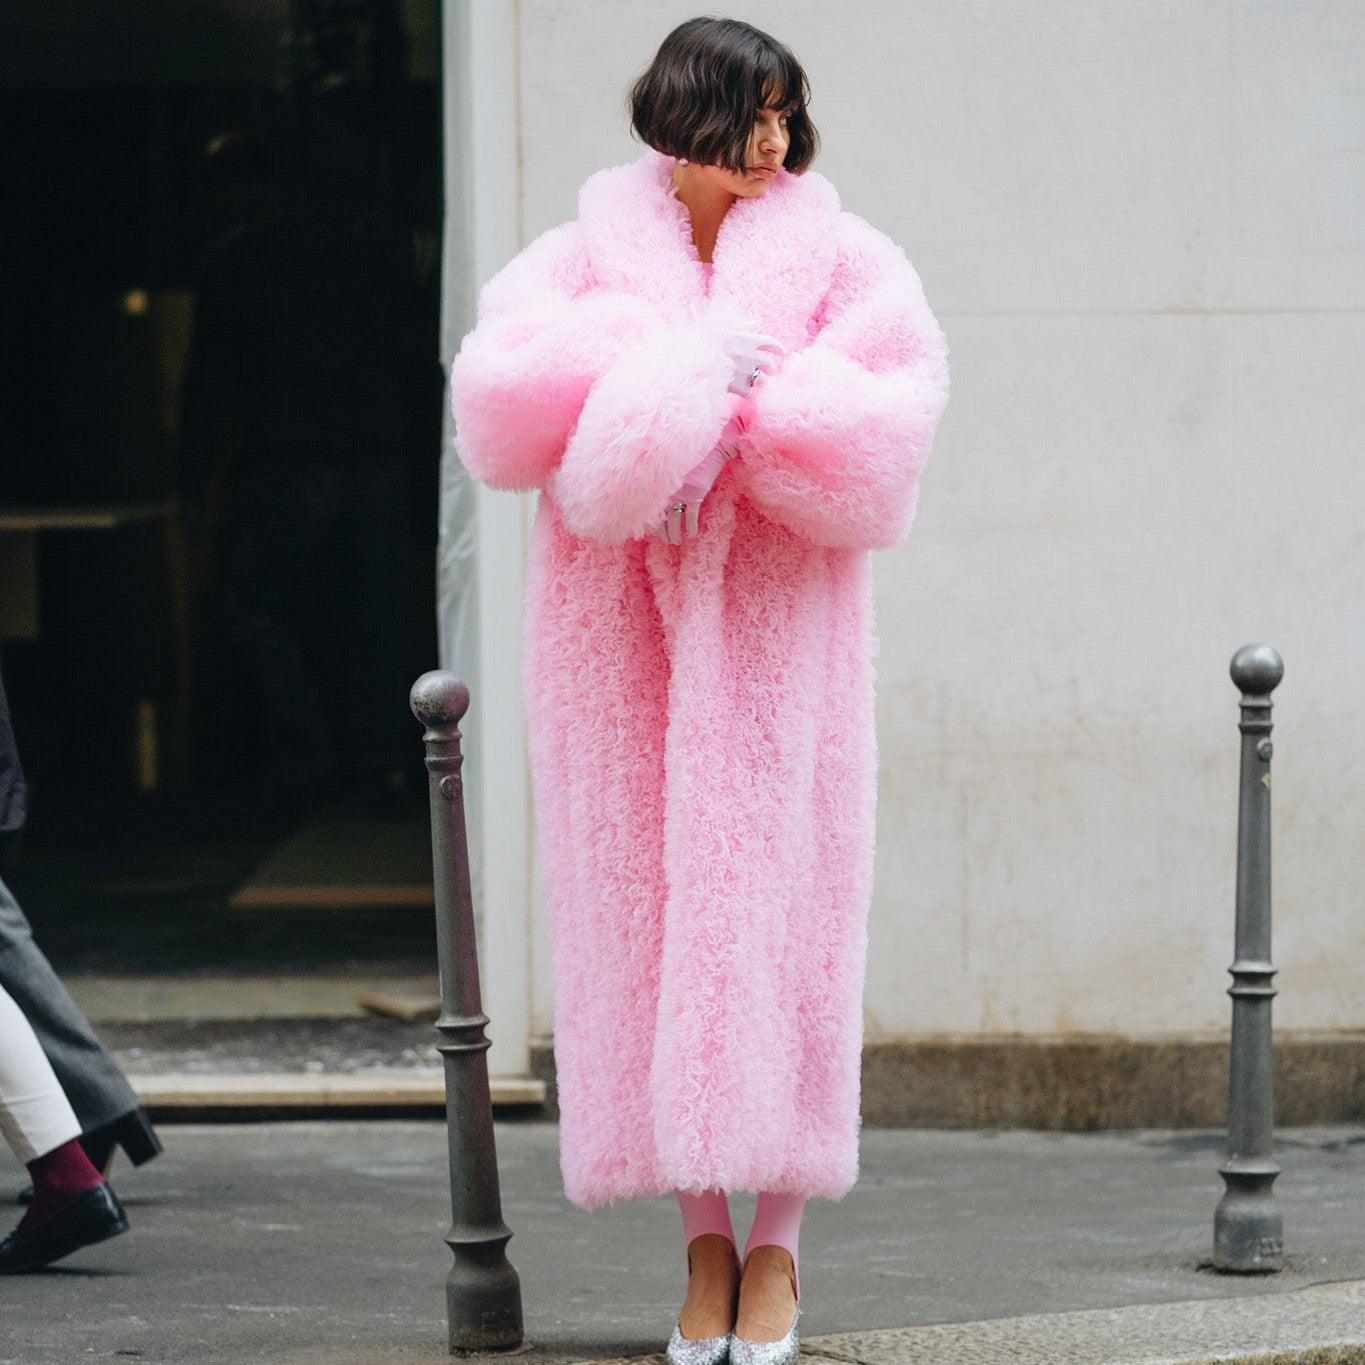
630, 17, 818, 174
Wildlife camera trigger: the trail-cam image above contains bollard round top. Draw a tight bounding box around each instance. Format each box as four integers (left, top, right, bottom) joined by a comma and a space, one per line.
410, 671, 471, 726
1230, 644, 1284, 696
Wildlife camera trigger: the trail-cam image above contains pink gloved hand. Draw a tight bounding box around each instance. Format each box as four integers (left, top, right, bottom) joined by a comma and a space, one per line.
657, 416, 744, 544
723, 332, 785, 396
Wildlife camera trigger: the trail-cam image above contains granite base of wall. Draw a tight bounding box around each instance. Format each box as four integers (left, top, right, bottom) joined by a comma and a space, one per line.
527, 1033, 1365, 1128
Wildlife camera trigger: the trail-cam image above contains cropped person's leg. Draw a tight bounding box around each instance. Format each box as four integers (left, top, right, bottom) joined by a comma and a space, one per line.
0, 875, 143, 1135
0, 981, 81, 1165
0, 984, 128, 1271
671, 1189, 740, 1350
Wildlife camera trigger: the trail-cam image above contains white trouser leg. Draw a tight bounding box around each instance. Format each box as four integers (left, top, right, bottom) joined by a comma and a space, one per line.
0, 982, 81, 1164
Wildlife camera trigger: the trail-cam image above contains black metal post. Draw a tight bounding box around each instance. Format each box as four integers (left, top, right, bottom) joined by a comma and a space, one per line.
411, 671, 524, 1349
1213, 644, 1284, 1273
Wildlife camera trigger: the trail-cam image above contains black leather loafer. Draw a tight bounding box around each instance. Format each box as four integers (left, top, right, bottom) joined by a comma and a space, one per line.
0, 1183, 129, 1272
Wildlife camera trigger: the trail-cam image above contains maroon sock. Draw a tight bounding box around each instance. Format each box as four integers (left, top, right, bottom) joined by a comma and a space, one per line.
21, 1139, 105, 1230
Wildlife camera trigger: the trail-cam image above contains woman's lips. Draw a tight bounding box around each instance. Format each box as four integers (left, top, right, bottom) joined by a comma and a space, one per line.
749, 164, 778, 179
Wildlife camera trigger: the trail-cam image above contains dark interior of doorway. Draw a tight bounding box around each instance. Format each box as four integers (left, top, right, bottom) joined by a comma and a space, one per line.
0, 1, 446, 992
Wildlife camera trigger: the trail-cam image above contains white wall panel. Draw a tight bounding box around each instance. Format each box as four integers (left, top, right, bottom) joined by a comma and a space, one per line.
871, 309, 1364, 1035
1230, 3, 1365, 310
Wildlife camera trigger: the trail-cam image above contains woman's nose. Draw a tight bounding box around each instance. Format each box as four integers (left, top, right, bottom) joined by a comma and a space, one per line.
761, 122, 787, 153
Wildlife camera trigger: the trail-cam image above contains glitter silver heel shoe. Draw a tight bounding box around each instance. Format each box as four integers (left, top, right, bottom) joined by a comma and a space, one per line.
737, 1250, 797, 1365
666, 1237, 739, 1365
727, 1303, 800, 1365
665, 1320, 732, 1365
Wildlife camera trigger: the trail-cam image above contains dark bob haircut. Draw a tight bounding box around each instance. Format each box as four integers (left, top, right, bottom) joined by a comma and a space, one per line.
630, 17, 818, 175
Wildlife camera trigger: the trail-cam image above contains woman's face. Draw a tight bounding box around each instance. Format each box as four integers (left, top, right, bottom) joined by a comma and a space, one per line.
700, 105, 792, 199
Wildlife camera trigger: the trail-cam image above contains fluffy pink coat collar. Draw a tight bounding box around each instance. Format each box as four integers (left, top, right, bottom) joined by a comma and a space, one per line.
577, 151, 842, 350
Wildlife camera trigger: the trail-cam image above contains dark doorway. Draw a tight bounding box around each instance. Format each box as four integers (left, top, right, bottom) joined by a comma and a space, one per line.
0, 1, 444, 990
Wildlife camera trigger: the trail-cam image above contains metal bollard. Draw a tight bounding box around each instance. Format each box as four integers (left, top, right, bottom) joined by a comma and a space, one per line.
411, 671, 524, 1350
1212, 644, 1284, 1273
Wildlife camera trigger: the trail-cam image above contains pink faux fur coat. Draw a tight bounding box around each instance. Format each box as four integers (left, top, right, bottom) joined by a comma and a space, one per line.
451, 151, 948, 1208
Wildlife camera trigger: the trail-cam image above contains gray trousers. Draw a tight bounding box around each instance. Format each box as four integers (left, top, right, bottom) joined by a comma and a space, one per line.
0, 873, 139, 1133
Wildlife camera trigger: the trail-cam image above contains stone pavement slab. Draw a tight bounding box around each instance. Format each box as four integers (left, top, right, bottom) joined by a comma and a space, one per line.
131, 1070, 541, 1110
802, 1280, 1365, 1365
64, 973, 435, 1023
0, 1124, 1361, 1363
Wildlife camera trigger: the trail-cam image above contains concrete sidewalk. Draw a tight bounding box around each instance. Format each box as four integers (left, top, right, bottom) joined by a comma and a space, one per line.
2, 1123, 1362, 1364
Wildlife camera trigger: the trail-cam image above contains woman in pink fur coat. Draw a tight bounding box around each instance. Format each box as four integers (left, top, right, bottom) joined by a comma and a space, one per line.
451, 17, 947, 1361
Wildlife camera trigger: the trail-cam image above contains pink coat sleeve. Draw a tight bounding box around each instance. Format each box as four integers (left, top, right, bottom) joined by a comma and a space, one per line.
450, 223, 660, 492
451, 222, 736, 542
734, 214, 949, 550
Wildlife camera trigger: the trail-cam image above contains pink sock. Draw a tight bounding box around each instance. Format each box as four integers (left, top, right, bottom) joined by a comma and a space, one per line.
675, 1187, 736, 1252
744, 1191, 806, 1301
22, 1139, 105, 1230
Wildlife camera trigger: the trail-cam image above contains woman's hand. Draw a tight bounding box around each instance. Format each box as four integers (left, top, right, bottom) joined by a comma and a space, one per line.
723, 332, 785, 396
656, 416, 744, 544
654, 331, 782, 542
